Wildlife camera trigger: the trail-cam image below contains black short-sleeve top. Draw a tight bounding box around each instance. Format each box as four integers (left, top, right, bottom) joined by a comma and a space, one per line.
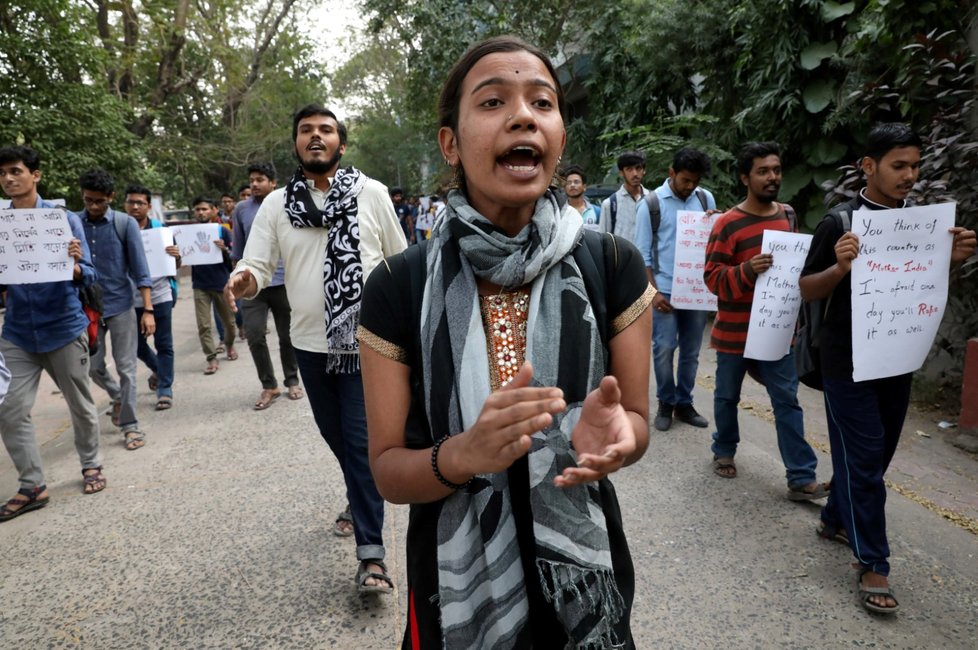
358, 232, 651, 649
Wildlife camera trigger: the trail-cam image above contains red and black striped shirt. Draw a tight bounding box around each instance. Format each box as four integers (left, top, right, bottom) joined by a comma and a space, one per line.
703, 204, 795, 354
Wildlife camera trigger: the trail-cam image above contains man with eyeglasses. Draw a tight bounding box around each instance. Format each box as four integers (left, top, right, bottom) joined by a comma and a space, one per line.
125, 184, 181, 411
80, 169, 154, 451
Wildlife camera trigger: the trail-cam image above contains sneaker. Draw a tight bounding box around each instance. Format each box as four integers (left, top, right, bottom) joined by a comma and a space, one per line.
675, 404, 708, 428
654, 402, 673, 431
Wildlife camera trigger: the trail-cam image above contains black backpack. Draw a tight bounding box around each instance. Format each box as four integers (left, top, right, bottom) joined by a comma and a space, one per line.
794, 200, 855, 390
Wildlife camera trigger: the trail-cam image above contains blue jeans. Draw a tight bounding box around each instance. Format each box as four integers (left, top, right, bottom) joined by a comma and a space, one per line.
136, 302, 174, 398
294, 349, 385, 562
711, 351, 816, 487
652, 297, 708, 406
820, 373, 912, 577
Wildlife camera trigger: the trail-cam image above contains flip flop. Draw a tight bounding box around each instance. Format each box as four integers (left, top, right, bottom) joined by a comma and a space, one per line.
204, 360, 219, 375
253, 389, 280, 411
155, 396, 173, 411
226, 347, 238, 361
287, 385, 304, 400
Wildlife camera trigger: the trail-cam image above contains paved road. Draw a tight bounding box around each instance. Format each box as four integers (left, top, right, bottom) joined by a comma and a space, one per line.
2, 280, 977, 649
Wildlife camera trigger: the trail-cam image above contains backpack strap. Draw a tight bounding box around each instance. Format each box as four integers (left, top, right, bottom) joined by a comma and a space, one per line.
782, 203, 797, 233
644, 192, 661, 275
609, 193, 618, 235
108, 210, 131, 266
573, 230, 612, 352
826, 199, 856, 232
694, 189, 709, 212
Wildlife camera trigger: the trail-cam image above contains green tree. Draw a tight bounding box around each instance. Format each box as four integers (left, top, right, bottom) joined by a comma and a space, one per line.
0, 0, 142, 200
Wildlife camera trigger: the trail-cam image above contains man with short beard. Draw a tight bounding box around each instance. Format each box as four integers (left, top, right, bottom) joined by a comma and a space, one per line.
230, 162, 302, 410
225, 104, 405, 594
703, 142, 829, 501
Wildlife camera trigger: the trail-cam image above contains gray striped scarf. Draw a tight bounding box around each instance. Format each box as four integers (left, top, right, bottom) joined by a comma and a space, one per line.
421, 189, 626, 649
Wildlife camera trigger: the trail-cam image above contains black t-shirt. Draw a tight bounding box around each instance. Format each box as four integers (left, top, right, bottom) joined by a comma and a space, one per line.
360, 233, 649, 649
801, 193, 905, 379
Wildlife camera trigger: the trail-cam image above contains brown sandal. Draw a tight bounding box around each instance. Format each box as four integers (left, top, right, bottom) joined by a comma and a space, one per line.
82, 467, 107, 494
253, 389, 281, 411
712, 456, 737, 479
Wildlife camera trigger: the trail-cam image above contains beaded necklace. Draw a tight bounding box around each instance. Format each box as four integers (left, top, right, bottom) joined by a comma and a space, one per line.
478, 288, 530, 389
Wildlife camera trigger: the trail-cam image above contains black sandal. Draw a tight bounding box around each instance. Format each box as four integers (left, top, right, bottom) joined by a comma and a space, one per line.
0, 485, 50, 522
356, 559, 394, 594
333, 504, 354, 537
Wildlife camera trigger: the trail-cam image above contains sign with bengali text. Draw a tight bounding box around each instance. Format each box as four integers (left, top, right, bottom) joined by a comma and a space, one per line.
671, 210, 718, 311
850, 203, 955, 381
0, 209, 74, 284
744, 230, 813, 361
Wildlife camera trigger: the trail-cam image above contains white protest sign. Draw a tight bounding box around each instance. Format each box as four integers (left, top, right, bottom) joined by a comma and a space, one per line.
671, 210, 718, 311
169, 223, 222, 266
744, 230, 813, 361
141, 227, 177, 277
0, 209, 74, 284
850, 203, 955, 382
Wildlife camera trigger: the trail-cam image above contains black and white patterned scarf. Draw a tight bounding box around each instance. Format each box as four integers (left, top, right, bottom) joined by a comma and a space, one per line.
422, 189, 626, 649
284, 166, 367, 373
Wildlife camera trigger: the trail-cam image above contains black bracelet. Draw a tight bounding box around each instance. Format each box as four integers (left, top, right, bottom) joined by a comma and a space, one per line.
143, 308, 154, 313
431, 436, 471, 491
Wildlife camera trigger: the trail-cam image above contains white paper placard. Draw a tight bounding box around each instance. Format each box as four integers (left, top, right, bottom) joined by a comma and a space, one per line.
0, 209, 74, 284
744, 230, 813, 361
850, 203, 955, 381
141, 227, 177, 277
671, 210, 718, 311
169, 223, 222, 266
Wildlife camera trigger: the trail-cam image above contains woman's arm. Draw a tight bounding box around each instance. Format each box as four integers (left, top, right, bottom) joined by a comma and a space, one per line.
557, 302, 652, 487
362, 346, 566, 505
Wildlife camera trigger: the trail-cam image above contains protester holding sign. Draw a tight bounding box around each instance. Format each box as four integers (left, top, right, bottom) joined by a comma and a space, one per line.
703, 142, 829, 501
635, 147, 716, 431
800, 123, 976, 615
0, 146, 105, 521
125, 184, 181, 411
189, 197, 237, 375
